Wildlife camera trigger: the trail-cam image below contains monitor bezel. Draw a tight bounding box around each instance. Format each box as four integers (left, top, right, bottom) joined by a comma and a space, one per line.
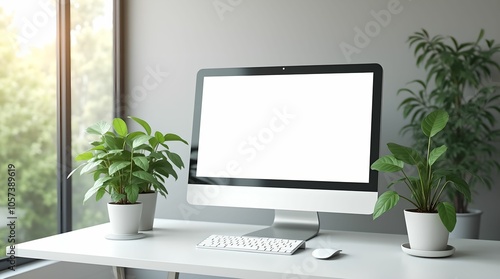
189, 63, 383, 194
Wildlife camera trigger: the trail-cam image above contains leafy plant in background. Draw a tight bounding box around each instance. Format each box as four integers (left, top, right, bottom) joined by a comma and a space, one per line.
397, 29, 500, 213
68, 116, 188, 204
371, 110, 471, 232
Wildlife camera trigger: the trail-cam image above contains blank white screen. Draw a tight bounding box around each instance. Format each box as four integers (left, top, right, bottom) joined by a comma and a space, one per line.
196, 72, 374, 183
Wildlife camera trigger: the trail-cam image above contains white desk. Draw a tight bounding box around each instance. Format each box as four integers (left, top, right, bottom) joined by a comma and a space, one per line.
15, 219, 500, 279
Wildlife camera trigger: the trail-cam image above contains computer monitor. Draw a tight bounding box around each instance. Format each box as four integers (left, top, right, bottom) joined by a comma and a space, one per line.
188, 63, 383, 241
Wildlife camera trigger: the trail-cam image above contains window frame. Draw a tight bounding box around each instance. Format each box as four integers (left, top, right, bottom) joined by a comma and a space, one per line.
57, 0, 72, 235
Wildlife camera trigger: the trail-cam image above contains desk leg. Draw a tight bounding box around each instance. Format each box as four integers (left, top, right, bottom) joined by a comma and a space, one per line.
112, 266, 178, 279
113, 266, 126, 279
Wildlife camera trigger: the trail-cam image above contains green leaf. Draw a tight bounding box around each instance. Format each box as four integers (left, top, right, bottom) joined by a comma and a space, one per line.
129, 116, 151, 135
125, 184, 140, 203
109, 161, 131, 176
86, 121, 111, 136
113, 118, 128, 137
421, 110, 449, 138
75, 152, 94, 161
80, 159, 103, 175
148, 133, 160, 149
476, 29, 485, 44
373, 191, 400, 219
67, 163, 85, 178
132, 134, 153, 149
92, 168, 108, 181
153, 159, 176, 178
438, 202, 456, 232
133, 170, 161, 187
127, 131, 146, 141
103, 134, 123, 149
154, 183, 169, 197
111, 193, 126, 203
371, 155, 404, 172
166, 151, 185, 169
84, 176, 112, 203
149, 150, 167, 161
95, 188, 106, 201
156, 165, 178, 180
133, 156, 149, 171
155, 131, 165, 144
447, 174, 472, 202
387, 143, 423, 166
428, 145, 447, 166
91, 144, 105, 151
96, 150, 122, 160
164, 133, 188, 145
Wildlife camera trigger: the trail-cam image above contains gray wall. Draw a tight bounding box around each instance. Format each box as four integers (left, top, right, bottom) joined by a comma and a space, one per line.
123, 0, 500, 242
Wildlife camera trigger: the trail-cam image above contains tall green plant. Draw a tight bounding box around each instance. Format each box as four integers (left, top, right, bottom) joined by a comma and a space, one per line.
398, 29, 500, 213
371, 110, 471, 232
68, 116, 188, 204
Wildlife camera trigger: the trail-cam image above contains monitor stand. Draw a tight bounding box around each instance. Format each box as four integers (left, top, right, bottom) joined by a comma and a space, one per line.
244, 210, 320, 241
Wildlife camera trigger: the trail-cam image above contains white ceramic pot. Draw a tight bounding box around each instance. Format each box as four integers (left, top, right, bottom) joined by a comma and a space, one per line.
107, 202, 143, 236
138, 192, 158, 231
450, 209, 482, 239
404, 209, 449, 251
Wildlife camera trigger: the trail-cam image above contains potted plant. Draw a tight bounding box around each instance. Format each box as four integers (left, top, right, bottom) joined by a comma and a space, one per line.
371, 110, 471, 252
68, 116, 187, 237
133, 117, 188, 231
397, 29, 500, 238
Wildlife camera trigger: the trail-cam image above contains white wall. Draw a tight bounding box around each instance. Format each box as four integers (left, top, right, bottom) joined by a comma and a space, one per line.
123, 0, 500, 244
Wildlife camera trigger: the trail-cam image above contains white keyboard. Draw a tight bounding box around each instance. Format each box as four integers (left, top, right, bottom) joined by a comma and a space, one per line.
196, 234, 306, 255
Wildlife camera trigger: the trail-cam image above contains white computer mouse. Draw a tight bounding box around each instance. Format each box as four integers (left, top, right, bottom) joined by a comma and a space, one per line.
311, 248, 342, 259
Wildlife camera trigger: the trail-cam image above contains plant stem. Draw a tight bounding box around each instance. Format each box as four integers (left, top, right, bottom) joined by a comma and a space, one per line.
401, 169, 421, 208
424, 136, 433, 211
399, 195, 419, 209
430, 178, 448, 211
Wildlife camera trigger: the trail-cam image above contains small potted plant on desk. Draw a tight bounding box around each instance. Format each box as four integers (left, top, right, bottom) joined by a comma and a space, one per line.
68, 116, 188, 239
371, 110, 471, 255
397, 29, 500, 238
134, 117, 188, 231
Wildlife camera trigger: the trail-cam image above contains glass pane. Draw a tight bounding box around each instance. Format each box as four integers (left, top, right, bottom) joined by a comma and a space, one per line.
70, 0, 113, 229
0, 0, 58, 260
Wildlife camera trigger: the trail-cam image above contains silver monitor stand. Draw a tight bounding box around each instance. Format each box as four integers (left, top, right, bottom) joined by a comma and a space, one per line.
244, 210, 320, 241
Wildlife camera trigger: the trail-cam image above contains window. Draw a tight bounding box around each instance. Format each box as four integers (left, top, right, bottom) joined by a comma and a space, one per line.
0, 0, 58, 268
70, 0, 114, 230
0, 0, 116, 270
